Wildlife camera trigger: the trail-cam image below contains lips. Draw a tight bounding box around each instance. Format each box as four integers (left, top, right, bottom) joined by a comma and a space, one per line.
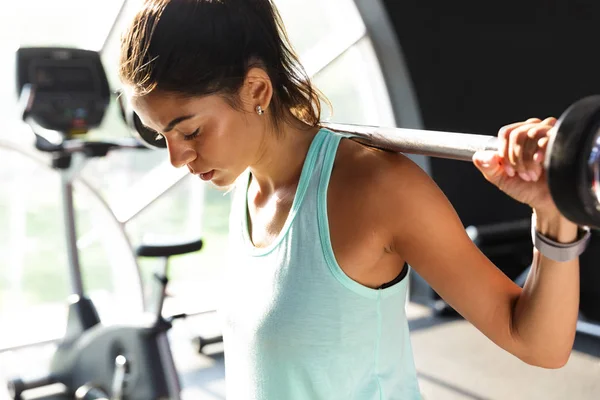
199, 170, 215, 181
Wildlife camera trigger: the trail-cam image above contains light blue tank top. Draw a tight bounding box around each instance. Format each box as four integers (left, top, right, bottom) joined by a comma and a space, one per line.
219, 128, 422, 399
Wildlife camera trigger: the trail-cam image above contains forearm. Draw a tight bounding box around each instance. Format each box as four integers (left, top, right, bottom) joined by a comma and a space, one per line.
512, 210, 580, 368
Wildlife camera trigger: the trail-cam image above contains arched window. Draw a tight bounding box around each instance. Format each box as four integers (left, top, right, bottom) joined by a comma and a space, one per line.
0, 0, 405, 391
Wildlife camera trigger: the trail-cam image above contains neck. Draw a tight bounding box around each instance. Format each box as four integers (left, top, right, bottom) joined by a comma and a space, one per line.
248, 117, 320, 202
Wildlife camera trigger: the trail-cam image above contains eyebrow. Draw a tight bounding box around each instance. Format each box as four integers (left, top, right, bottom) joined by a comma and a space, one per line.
163, 115, 195, 133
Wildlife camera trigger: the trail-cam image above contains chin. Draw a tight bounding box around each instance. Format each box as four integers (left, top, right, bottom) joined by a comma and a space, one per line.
209, 173, 238, 192
213, 183, 236, 195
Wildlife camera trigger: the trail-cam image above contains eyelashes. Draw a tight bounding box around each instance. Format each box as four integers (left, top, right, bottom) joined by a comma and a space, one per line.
143, 126, 200, 142
183, 128, 200, 141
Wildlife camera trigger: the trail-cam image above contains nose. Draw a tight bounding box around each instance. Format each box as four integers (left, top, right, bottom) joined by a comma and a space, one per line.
167, 140, 197, 169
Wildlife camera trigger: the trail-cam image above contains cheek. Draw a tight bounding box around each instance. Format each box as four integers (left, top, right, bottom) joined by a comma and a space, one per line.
199, 118, 239, 161
215, 113, 252, 149
205, 107, 259, 164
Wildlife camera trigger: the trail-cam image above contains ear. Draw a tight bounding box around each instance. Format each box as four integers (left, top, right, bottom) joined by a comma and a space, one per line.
241, 67, 273, 113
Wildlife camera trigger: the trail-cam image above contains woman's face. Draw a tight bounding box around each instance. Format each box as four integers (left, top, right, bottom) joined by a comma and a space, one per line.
131, 90, 266, 188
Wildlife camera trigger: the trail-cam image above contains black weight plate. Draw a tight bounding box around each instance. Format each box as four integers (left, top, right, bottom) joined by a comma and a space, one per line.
578, 121, 600, 228
545, 95, 600, 227
132, 111, 168, 149
116, 92, 167, 150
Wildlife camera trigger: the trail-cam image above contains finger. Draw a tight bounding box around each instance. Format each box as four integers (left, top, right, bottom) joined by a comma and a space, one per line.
509, 126, 530, 181
497, 128, 512, 177
532, 125, 556, 163
499, 119, 543, 143
541, 116, 558, 127
498, 120, 541, 177
522, 122, 556, 181
473, 151, 504, 184
524, 133, 544, 181
526, 125, 551, 162
498, 118, 534, 177
507, 123, 541, 181
524, 118, 543, 124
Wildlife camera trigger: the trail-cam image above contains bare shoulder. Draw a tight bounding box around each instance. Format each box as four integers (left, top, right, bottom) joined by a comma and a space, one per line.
332, 135, 470, 256
325, 136, 431, 288
332, 137, 434, 210
329, 137, 441, 245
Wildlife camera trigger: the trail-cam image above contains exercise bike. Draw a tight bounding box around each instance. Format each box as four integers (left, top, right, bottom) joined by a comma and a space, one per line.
4, 47, 203, 400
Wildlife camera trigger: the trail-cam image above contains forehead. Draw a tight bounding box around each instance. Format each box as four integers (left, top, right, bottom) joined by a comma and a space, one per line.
129, 90, 224, 130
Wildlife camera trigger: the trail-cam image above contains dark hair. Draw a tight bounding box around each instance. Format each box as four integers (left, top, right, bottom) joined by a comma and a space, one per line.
119, 0, 329, 132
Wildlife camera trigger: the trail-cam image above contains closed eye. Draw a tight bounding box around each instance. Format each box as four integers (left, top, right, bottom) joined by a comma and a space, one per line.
139, 123, 197, 142
183, 128, 200, 141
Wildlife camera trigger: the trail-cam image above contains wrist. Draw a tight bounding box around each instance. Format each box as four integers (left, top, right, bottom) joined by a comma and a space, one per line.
531, 210, 591, 263
533, 209, 579, 244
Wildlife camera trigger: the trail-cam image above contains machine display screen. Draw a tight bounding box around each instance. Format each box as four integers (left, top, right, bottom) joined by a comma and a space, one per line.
16, 47, 110, 135
33, 64, 96, 92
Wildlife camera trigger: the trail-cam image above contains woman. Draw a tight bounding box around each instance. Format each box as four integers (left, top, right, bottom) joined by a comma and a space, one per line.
119, 1, 589, 399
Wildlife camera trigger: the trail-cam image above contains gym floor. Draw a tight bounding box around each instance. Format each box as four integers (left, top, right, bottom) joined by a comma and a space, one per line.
172, 302, 600, 400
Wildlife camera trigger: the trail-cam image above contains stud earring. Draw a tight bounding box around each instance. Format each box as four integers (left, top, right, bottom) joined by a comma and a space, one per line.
256, 105, 264, 115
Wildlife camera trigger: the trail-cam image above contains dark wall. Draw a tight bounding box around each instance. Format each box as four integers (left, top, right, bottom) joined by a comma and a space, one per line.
380, 0, 600, 226
378, 1, 600, 316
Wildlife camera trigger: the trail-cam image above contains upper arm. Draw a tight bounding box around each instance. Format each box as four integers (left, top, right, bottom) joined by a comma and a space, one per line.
381, 154, 526, 355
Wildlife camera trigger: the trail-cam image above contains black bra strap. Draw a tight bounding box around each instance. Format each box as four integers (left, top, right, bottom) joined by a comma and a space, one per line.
379, 263, 409, 289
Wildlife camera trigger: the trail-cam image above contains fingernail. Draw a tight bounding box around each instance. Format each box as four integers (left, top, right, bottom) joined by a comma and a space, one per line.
505, 165, 515, 177
533, 151, 543, 163
519, 172, 531, 181
529, 171, 539, 182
